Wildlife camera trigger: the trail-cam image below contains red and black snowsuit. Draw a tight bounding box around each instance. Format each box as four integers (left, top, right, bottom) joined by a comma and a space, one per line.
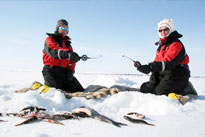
42, 33, 84, 92
140, 31, 193, 95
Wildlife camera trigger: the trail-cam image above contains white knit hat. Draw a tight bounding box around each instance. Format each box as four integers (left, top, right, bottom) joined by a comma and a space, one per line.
158, 19, 175, 38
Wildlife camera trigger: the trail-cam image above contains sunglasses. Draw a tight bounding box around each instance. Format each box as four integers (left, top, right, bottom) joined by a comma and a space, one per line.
159, 28, 169, 32
60, 27, 69, 32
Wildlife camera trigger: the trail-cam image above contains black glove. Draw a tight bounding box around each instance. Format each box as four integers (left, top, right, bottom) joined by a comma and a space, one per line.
137, 65, 151, 74
68, 51, 80, 63
137, 62, 163, 74
134, 61, 141, 68
148, 62, 163, 72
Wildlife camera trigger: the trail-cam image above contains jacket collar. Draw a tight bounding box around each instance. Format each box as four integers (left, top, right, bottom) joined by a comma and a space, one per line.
46, 32, 71, 41
155, 31, 182, 46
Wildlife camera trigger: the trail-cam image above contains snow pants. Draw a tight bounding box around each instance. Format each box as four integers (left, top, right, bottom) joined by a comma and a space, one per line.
139, 65, 190, 96
42, 65, 84, 93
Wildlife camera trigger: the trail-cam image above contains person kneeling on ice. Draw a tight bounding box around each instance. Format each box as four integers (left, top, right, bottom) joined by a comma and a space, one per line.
134, 19, 198, 97
42, 19, 84, 93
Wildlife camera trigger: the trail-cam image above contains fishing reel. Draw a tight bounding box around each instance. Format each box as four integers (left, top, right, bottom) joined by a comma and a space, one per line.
80, 55, 90, 61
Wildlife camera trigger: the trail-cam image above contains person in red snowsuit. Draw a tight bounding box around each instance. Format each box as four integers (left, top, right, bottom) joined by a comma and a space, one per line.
135, 19, 197, 96
42, 19, 84, 92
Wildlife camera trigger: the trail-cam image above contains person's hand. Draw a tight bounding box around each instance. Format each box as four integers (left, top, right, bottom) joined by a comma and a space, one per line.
149, 62, 163, 72
134, 61, 141, 68
137, 65, 151, 74
68, 51, 80, 63
137, 62, 163, 74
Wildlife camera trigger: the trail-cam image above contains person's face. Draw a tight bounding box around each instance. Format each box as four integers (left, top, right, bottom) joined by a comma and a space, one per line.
159, 27, 170, 38
58, 25, 69, 36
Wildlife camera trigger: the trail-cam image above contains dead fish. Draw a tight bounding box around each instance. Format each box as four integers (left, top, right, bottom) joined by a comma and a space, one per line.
71, 107, 92, 117
21, 106, 46, 114
72, 106, 127, 127
127, 112, 145, 120
0, 119, 8, 122
52, 113, 78, 120
1, 112, 23, 117
16, 111, 77, 126
15, 112, 50, 126
123, 115, 155, 126
0, 106, 46, 118
15, 116, 38, 126
2, 106, 77, 126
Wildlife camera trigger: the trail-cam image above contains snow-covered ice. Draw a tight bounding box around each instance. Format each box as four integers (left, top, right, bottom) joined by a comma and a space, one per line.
0, 68, 205, 137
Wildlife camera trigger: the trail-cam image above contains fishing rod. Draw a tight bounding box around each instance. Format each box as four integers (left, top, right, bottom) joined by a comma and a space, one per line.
122, 55, 135, 62
80, 55, 102, 61
122, 55, 141, 67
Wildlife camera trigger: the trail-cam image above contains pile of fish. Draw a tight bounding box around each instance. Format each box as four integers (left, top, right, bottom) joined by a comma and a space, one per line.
0, 106, 155, 127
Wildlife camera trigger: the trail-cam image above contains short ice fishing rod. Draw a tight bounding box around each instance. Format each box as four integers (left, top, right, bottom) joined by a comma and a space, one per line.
122, 55, 135, 62
122, 55, 141, 67
80, 54, 102, 61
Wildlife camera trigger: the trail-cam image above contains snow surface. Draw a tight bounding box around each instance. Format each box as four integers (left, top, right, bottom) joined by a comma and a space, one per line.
0, 68, 205, 137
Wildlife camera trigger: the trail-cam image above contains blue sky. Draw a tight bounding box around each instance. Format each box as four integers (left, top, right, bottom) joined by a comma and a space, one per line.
0, 0, 205, 76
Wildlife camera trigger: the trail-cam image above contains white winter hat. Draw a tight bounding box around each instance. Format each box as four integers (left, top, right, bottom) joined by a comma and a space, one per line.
158, 19, 175, 38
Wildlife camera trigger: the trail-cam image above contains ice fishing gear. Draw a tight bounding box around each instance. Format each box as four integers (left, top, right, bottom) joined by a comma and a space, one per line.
168, 93, 179, 100
80, 54, 102, 61
168, 93, 198, 105
15, 81, 49, 94
15, 81, 42, 93
122, 55, 141, 67
40, 85, 50, 94
122, 55, 135, 62
31, 82, 42, 90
